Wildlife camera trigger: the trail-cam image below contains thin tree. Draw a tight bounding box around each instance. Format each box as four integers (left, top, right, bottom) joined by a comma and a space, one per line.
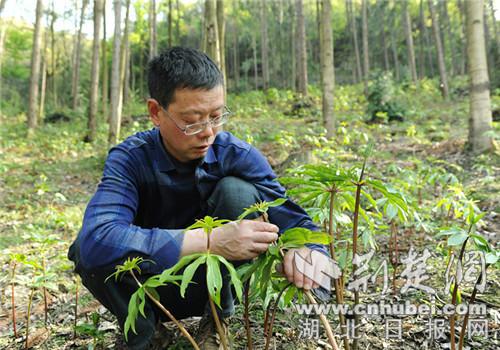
466, 0, 493, 153
102, 0, 108, 119
0, 0, 7, 16
320, 0, 335, 137
428, 0, 449, 99
216, 0, 225, 94
108, 0, 122, 146
28, 0, 44, 134
204, 0, 220, 66
119, 0, 131, 122
49, 3, 57, 108
457, 0, 467, 75
347, 0, 362, 83
296, 0, 308, 95
72, 0, 89, 110
381, 0, 390, 72
361, 0, 369, 94
231, 0, 239, 90
260, 0, 269, 90
418, 0, 426, 78
403, 0, 418, 83
168, 0, 173, 47
441, 0, 457, 76
39, 20, 48, 123
0, 0, 8, 115
86, 0, 103, 142
149, 0, 157, 60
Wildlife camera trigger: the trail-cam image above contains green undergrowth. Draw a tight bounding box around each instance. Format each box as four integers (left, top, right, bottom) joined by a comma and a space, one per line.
0, 79, 498, 348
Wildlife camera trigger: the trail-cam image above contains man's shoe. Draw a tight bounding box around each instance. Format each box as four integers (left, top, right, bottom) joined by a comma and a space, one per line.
195, 313, 232, 350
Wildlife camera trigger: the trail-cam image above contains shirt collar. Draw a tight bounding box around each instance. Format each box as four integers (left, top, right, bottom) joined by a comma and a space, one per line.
154, 127, 218, 172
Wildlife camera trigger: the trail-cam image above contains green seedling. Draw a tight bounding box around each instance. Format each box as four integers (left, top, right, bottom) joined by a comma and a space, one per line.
438, 209, 497, 350
107, 257, 194, 347
75, 311, 105, 349
8, 253, 26, 339
176, 216, 243, 350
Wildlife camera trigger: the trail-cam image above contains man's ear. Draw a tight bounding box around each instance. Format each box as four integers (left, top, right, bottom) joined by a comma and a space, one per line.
147, 99, 161, 127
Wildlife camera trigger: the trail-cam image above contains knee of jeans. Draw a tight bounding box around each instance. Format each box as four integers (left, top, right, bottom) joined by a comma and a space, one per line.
208, 176, 261, 219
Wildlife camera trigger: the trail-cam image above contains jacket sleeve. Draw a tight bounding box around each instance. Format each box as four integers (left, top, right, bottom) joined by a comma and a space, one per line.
232, 146, 329, 256
77, 146, 184, 273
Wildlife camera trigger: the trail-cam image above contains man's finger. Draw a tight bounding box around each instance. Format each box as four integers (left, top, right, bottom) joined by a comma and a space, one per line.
253, 231, 278, 243
243, 220, 279, 232
284, 251, 294, 283
250, 242, 270, 254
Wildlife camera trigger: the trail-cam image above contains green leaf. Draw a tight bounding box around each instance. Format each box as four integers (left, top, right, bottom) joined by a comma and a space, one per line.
485, 252, 498, 265
386, 203, 398, 221
165, 253, 203, 277
206, 255, 223, 308
217, 255, 244, 303
180, 255, 206, 298
280, 227, 332, 246
471, 212, 486, 225
448, 233, 468, 246
283, 285, 297, 306
470, 234, 490, 252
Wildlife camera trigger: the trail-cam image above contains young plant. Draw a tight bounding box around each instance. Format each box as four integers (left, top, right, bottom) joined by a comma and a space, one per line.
8, 253, 26, 339
175, 216, 243, 350
108, 257, 195, 348
75, 311, 106, 348
438, 209, 497, 350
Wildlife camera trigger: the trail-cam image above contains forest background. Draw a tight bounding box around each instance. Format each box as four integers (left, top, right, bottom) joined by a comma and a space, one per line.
0, 0, 499, 349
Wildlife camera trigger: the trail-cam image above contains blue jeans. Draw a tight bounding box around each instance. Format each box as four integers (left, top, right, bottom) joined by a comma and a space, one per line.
70, 177, 260, 349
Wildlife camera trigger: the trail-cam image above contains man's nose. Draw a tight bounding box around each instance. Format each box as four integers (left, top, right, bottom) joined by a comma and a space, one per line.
197, 123, 215, 139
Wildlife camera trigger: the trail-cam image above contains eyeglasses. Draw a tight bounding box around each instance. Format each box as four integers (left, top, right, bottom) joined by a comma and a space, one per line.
159, 105, 232, 136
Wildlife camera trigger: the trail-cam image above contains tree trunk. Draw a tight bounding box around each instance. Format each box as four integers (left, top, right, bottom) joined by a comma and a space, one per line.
50, 4, 57, 108
108, 0, 122, 146
403, 1, 418, 83
216, 0, 225, 95
204, 0, 220, 67
457, 0, 467, 75
487, 0, 499, 55
86, 0, 103, 142
423, 3, 435, 77
428, 0, 449, 99
102, 0, 108, 119
168, 0, 172, 47
232, 0, 239, 90
419, 0, 426, 78
361, 0, 369, 94
441, 0, 457, 76
296, 0, 308, 95
466, 0, 493, 153
176, 0, 180, 44
28, 0, 43, 134
320, 0, 335, 137
347, 0, 362, 83
0, 0, 7, 16
149, 0, 157, 60
120, 0, 131, 114
72, 0, 89, 110
252, 30, 258, 90
381, 1, 390, 72
39, 28, 48, 122
260, 0, 269, 90
390, 23, 400, 81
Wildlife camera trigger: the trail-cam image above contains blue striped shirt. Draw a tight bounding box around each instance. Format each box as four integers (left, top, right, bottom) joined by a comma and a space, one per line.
75, 128, 323, 274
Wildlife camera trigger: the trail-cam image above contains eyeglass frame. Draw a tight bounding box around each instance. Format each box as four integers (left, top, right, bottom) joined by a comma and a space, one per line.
158, 103, 232, 136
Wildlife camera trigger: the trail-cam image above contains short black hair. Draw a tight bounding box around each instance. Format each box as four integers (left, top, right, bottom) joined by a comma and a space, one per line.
147, 47, 223, 107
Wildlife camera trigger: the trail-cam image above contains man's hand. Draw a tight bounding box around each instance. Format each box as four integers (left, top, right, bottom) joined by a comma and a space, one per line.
210, 220, 279, 260
281, 247, 330, 290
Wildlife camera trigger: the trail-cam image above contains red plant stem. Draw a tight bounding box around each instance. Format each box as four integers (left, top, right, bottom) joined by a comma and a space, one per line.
25, 288, 35, 349
351, 180, 363, 350
449, 235, 470, 350
390, 220, 399, 295
130, 271, 200, 350
328, 187, 337, 258
208, 296, 228, 350
458, 268, 487, 350
264, 283, 292, 350
304, 290, 340, 350
73, 276, 79, 339
243, 281, 253, 350
328, 187, 349, 350
42, 258, 48, 326
11, 262, 17, 338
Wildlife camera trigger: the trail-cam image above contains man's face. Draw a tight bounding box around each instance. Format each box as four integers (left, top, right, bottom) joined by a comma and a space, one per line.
148, 85, 224, 163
